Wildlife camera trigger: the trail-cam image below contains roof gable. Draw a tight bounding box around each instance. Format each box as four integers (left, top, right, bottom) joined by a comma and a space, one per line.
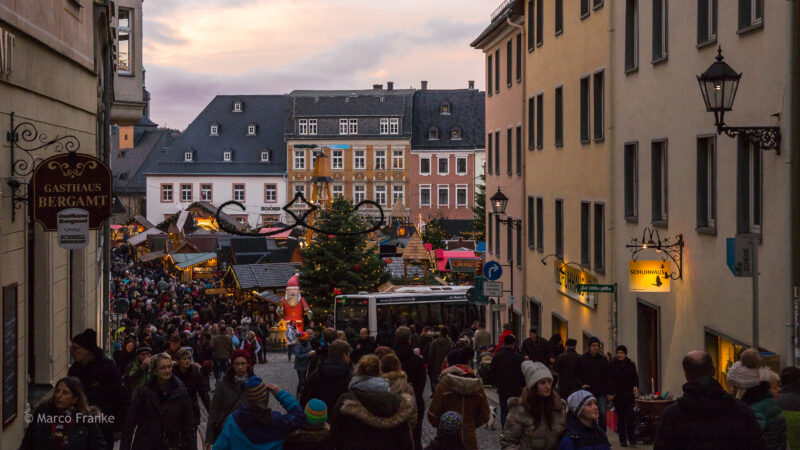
411, 90, 485, 149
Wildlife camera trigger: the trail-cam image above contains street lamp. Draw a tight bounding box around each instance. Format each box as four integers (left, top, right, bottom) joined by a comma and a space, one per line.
696, 46, 781, 152
490, 187, 521, 230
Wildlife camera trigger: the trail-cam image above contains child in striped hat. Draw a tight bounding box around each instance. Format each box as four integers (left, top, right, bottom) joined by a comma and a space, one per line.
284, 398, 333, 450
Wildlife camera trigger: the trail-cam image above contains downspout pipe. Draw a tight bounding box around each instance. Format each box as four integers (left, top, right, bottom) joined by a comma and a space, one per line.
102, 0, 112, 350
507, 12, 525, 330
606, 0, 617, 349
786, 0, 798, 366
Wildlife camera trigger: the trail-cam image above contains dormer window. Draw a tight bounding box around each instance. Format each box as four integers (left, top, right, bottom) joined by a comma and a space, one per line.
223, 151, 231, 161
451, 127, 462, 140
210, 125, 218, 136
233, 101, 242, 112
440, 102, 451, 115
184, 152, 193, 161
428, 127, 439, 140
260, 151, 271, 162
247, 124, 256, 136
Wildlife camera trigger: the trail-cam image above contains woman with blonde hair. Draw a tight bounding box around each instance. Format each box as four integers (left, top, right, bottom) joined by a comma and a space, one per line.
21, 376, 106, 449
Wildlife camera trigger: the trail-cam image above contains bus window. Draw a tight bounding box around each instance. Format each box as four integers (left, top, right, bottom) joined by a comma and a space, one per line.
335, 304, 367, 331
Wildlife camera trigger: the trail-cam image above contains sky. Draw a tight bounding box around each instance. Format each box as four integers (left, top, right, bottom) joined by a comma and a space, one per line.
143, 0, 491, 130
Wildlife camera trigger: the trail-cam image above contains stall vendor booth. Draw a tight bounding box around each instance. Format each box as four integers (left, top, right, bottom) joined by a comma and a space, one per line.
167, 252, 218, 282
224, 263, 301, 331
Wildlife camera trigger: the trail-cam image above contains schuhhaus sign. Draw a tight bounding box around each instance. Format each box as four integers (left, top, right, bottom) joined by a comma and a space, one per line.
30, 153, 112, 232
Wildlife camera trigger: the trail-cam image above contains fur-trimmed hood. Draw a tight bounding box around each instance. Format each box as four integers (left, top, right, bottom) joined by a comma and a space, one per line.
440, 364, 483, 396
339, 392, 416, 428
382, 371, 411, 393
286, 423, 331, 444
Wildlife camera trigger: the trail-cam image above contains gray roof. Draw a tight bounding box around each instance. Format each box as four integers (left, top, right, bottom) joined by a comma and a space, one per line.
231, 263, 300, 290
470, 0, 523, 48
146, 95, 288, 175
112, 127, 179, 194
411, 89, 485, 150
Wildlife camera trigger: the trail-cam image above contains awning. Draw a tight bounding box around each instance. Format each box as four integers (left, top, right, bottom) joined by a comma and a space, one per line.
256, 291, 282, 304
436, 250, 480, 272
139, 250, 166, 262
128, 228, 165, 246
259, 227, 292, 238
171, 252, 217, 270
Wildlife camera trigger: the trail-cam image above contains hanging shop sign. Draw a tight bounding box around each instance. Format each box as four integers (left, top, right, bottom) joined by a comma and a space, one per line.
554, 264, 597, 308
629, 260, 671, 293
30, 153, 112, 231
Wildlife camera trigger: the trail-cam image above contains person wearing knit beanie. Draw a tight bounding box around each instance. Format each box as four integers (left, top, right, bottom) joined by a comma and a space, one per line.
438, 410, 463, 436
727, 349, 762, 398
245, 376, 270, 405
559, 390, 610, 449
71, 328, 99, 353
230, 348, 252, 366
521, 361, 553, 389
304, 398, 328, 428
567, 390, 597, 418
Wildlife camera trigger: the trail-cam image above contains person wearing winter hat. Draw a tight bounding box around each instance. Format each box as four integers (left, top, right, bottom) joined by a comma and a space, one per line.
293, 331, 315, 395
501, 361, 567, 450
728, 349, 763, 398
284, 398, 334, 450
206, 349, 254, 446
491, 334, 525, 427
610, 345, 639, 447
213, 376, 305, 450
425, 411, 467, 450
557, 390, 610, 450
574, 336, 614, 430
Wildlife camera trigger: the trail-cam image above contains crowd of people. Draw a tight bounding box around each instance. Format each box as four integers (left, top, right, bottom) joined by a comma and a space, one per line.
16, 243, 800, 449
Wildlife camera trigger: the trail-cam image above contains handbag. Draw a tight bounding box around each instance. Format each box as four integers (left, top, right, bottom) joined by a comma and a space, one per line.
210, 389, 244, 441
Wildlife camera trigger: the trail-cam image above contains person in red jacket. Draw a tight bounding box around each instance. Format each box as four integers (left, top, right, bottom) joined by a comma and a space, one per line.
493, 323, 514, 355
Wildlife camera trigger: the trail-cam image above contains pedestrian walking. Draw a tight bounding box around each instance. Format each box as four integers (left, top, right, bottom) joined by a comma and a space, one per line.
206, 349, 254, 447
427, 326, 454, 394
294, 332, 314, 395
122, 344, 152, 403
393, 326, 427, 450
557, 390, 610, 450
285, 398, 334, 450
352, 327, 379, 362
174, 348, 211, 432
211, 326, 234, 380
654, 350, 766, 449
212, 376, 305, 450
20, 376, 106, 450
255, 317, 270, 364
549, 334, 565, 362
424, 411, 468, 450
609, 345, 638, 447
473, 322, 492, 366
553, 339, 580, 399
120, 353, 197, 450
490, 334, 526, 427
286, 321, 299, 362
300, 340, 353, 412
493, 323, 514, 355
501, 361, 567, 450
779, 366, 800, 411
521, 328, 551, 365
240, 330, 261, 365
573, 337, 614, 430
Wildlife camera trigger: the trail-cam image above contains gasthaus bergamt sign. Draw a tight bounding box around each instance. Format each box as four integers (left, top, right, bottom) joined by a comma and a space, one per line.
29, 153, 112, 231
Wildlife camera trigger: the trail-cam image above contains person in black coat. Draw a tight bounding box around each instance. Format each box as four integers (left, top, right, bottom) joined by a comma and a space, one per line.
520, 328, 551, 365
574, 337, 614, 431
351, 328, 378, 363
300, 340, 353, 414
393, 326, 427, 450
174, 348, 211, 430
610, 345, 639, 447
654, 350, 766, 450
490, 334, 525, 427
553, 339, 580, 399
68, 328, 125, 445
121, 353, 197, 450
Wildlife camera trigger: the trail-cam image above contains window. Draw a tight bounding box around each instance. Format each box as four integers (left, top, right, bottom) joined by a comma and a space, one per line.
456, 185, 468, 207
353, 184, 365, 204
536, 0, 544, 45
438, 156, 449, 175
380, 118, 389, 134
738, 0, 764, 32
516, 220, 522, 266
375, 184, 387, 206
580, 76, 590, 143
536, 197, 544, 252
507, 128, 513, 175
332, 150, 344, 169
210, 125, 218, 136
264, 184, 277, 203
200, 184, 212, 202
456, 157, 468, 175
349, 118, 358, 134
487, 133, 493, 174
555, 86, 563, 147
651, 140, 668, 224
233, 101, 242, 112
184, 152, 193, 162
310, 150, 319, 170
737, 138, 762, 234
594, 0, 604, 8
392, 185, 405, 206
233, 216, 247, 226
697, 0, 718, 46
494, 49, 500, 92
515, 126, 522, 175
488, 207, 494, 253
581, 202, 591, 265
339, 119, 348, 135
451, 128, 462, 140
441, 102, 451, 115
527, 196, 535, 249
652, 0, 668, 62
260, 151, 270, 162
438, 185, 449, 207
420, 157, 431, 175
495, 132, 501, 175
294, 183, 306, 198
528, 98, 535, 149
555, 0, 564, 34
233, 184, 245, 202
429, 127, 439, 140
594, 203, 605, 272
247, 125, 256, 136
495, 215, 501, 257
624, 143, 639, 220
298, 119, 308, 135
308, 119, 317, 135
223, 151, 231, 161
487, 54, 493, 96
527, 0, 535, 50
555, 199, 564, 258
507, 222, 513, 263
594, 70, 604, 141
354, 150, 366, 169
117, 8, 131, 74
180, 184, 192, 202
625, 0, 639, 72
390, 118, 399, 134
333, 184, 344, 198
294, 150, 306, 170
420, 185, 431, 206
392, 150, 404, 169
507, 39, 513, 86
536, 94, 544, 148
516, 34, 522, 81
697, 136, 716, 230
581, 0, 590, 18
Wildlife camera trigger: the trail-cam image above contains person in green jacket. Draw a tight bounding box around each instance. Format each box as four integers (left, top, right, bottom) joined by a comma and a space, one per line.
741, 367, 787, 450
123, 344, 152, 401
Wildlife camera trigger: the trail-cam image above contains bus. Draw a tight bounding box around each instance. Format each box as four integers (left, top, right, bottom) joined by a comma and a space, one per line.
333, 286, 482, 336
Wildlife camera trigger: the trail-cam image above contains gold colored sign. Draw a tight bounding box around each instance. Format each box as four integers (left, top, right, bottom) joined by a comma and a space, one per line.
629, 260, 671, 293
553, 264, 596, 309
205, 288, 226, 295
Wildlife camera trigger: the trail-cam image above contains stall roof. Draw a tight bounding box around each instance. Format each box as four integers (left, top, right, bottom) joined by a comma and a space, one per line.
230, 263, 300, 290
256, 291, 283, 304
171, 252, 217, 269
259, 227, 292, 238
139, 250, 166, 262
128, 228, 165, 246
435, 250, 479, 272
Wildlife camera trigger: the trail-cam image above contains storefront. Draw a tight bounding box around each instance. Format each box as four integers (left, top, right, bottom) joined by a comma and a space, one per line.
167, 252, 218, 282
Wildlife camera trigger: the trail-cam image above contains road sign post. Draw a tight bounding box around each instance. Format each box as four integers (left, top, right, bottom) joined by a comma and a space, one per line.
483, 261, 503, 281
483, 281, 503, 297
576, 284, 615, 293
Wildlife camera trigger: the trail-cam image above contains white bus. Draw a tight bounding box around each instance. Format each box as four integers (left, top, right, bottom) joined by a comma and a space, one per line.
333, 286, 481, 336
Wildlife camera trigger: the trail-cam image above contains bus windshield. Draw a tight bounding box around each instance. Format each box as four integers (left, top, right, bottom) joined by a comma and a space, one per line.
334, 298, 368, 331
376, 302, 478, 334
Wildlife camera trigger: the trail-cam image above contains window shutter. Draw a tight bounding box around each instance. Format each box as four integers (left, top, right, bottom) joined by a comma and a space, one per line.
593, 71, 604, 140
738, 0, 751, 30
736, 136, 749, 233
581, 0, 589, 16
528, 0, 535, 50
487, 132, 493, 174
528, 98, 535, 149
653, 0, 663, 60
556, 0, 563, 33
698, 0, 709, 44
580, 78, 590, 142
536, 0, 543, 45
625, 0, 636, 70
495, 132, 501, 175
697, 139, 708, 227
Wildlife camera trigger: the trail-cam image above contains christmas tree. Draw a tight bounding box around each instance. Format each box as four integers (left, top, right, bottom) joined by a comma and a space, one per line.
421, 216, 447, 250
299, 196, 389, 307
471, 173, 486, 240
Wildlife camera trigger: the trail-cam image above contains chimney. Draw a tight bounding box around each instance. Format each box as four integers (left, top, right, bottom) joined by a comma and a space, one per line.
468, 80, 475, 90
421, 80, 428, 90
387, 81, 394, 91
373, 84, 383, 90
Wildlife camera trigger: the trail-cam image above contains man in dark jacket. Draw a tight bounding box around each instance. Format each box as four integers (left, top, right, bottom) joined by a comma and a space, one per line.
427, 326, 454, 393
654, 350, 766, 450
68, 328, 125, 446
520, 327, 551, 365
574, 336, 614, 430
300, 340, 353, 414
490, 334, 525, 427
610, 345, 639, 447
394, 326, 427, 450
553, 338, 580, 398
351, 328, 378, 363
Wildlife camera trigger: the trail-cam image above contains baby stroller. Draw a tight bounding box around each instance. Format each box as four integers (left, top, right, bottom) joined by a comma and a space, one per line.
477, 345, 495, 384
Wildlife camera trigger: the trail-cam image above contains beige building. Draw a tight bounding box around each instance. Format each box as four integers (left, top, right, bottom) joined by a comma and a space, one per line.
0, 0, 143, 444
471, 0, 527, 340
612, 0, 798, 395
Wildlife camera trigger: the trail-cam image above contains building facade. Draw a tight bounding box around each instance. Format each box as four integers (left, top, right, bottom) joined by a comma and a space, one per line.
146, 95, 288, 228
285, 86, 413, 217
471, 0, 527, 340
410, 83, 485, 226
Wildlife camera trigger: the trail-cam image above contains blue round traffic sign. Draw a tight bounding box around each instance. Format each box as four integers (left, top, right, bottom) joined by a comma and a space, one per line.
483, 261, 503, 281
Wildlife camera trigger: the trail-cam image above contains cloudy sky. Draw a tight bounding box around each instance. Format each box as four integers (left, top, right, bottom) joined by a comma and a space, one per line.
143, 0, 491, 130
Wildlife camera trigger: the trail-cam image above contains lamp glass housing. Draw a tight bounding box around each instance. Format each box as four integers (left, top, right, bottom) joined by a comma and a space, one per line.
490, 189, 509, 215
697, 48, 741, 120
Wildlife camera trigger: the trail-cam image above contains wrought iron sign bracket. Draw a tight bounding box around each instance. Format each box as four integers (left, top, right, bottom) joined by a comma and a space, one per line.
718, 124, 781, 153
626, 227, 684, 280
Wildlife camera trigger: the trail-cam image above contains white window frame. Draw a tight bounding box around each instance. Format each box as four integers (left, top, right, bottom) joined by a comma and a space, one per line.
247, 125, 256, 136
652, 0, 668, 61
455, 184, 468, 207
117, 8, 132, 75
451, 128, 462, 140
260, 151, 270, 162
233, 184, 245, 202
420, 156, 431, 175
380, 118, 389, 135
293, 183, 306, 198
210, 125, 218, 136
184, 152, 193, 162
310, 150, 319, 170
392, 150, 404, 170
429, 127, 439, 140
389, 118, 399, 134
294, 149, 306, 170
438, 156, 449, 175
332, 150, 344, 169
223, 151, 231, 162
180, 184, 192, 202
333, 184, 344, 198
308, 119, 317, 135
374, 149, 386, 170
392, 184, 404, 206
339, 119, 348, 135
437, 185, 450, 207
374, 184, 387, 206
200, 184, 212, 201
353, 184, 366, 204
298, 119, 308, 135
456, 156, 468, 175
354, 150, 366, 170
233, 101, 242, 112
264, 184, 277, 203
349, 118, 358, 134
419, 185, 431, 207
161, 184, 173, 202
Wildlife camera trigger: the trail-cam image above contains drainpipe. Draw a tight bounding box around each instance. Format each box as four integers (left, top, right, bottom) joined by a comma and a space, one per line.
606, 0, 617, 349
786, 0, 798, 366
507, 13, 525, 330
102, 0, 112, 350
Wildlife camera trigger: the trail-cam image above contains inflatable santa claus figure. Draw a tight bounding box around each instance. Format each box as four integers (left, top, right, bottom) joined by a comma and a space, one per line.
276, 273, 310, 332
